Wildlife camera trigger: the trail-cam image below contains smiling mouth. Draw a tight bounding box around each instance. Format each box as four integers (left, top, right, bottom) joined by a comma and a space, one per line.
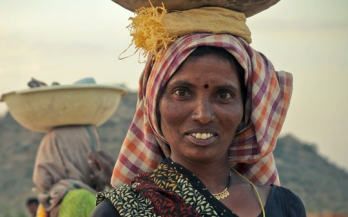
190, 133, 215, 139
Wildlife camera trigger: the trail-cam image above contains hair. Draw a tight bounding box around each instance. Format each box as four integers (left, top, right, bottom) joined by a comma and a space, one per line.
26, 197, 39, 206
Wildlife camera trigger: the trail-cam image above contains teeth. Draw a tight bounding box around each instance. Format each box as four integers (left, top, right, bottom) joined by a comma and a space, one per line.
191, 133, 214, 139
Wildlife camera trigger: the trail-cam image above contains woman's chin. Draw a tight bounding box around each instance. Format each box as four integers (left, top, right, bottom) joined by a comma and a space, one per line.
173, 150, 226, 166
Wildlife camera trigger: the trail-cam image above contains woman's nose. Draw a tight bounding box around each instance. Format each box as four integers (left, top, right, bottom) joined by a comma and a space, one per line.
191, 99, 215, 124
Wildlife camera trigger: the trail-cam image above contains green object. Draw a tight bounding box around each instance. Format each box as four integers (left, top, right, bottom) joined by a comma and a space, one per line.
58, 189, 96, 217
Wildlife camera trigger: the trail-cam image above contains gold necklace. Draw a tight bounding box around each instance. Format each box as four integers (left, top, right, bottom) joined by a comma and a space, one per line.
212, 169, 232, 200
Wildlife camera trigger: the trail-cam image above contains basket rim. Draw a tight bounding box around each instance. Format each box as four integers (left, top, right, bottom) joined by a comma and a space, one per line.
111, 0, 280, 18
0, 84, 127, 102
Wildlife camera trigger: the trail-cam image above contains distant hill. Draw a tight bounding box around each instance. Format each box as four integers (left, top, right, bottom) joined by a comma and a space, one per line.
0, 90, 347, 216
274, 135, 348, 214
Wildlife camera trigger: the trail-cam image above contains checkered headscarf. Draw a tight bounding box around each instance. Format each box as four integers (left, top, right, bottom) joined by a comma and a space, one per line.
111, 33, 292, 187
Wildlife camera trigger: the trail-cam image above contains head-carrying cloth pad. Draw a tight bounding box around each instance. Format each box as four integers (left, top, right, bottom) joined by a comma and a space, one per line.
125, 6, 251, 60
111, 33, 293, 187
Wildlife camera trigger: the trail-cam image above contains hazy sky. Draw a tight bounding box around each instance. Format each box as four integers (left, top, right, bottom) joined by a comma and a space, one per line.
1, 0, 347, 171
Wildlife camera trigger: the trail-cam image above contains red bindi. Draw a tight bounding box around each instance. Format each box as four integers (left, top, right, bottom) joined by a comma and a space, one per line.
204, 84, 209, 89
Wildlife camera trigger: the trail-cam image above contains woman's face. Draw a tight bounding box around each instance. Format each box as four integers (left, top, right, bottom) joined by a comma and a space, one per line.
159, 53, 244, 165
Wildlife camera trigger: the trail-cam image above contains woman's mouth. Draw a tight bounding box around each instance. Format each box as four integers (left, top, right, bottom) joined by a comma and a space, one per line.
186, 132, 217, 145
190, 132, 214, 139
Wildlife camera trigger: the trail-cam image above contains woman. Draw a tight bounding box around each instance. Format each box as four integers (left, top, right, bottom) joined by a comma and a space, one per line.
33, 125, 115, 217
91, 5, 306, 217
91, 37, 306, 216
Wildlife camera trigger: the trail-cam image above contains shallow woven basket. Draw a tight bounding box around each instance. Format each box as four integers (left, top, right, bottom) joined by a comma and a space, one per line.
0, 84, 126, 132
111, 0, 280, 17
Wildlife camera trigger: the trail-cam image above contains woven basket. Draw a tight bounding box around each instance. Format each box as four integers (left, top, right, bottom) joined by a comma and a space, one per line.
111, 0, 279, 17
0, 84, 126, 132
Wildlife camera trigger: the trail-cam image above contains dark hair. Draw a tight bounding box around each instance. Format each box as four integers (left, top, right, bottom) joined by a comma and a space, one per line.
26, 197, 39, 206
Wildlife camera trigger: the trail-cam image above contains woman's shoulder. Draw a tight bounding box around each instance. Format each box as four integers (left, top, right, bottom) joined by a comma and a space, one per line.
91, 184, 135, 217
90, 198, 120, 217
272, 184, 303, 203
265, 184, 307, 216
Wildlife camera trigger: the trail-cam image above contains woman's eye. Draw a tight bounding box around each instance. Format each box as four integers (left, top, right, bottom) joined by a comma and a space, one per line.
218, 92, 232, 99
174, 89, 189, 97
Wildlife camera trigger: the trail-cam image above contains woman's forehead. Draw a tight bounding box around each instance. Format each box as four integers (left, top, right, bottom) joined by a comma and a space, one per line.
166, 55, 240, 87
175, 53, 238, 74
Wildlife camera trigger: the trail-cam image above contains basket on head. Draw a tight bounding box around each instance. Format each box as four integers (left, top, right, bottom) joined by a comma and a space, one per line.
111, 0, 280, 17
0, 84, 127, 132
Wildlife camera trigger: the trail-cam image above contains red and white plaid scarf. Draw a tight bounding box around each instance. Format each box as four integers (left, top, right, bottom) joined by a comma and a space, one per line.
111, 33, 293, 187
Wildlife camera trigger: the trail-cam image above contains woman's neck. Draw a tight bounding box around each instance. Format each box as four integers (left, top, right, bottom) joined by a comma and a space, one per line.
170, 156, 231, 193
